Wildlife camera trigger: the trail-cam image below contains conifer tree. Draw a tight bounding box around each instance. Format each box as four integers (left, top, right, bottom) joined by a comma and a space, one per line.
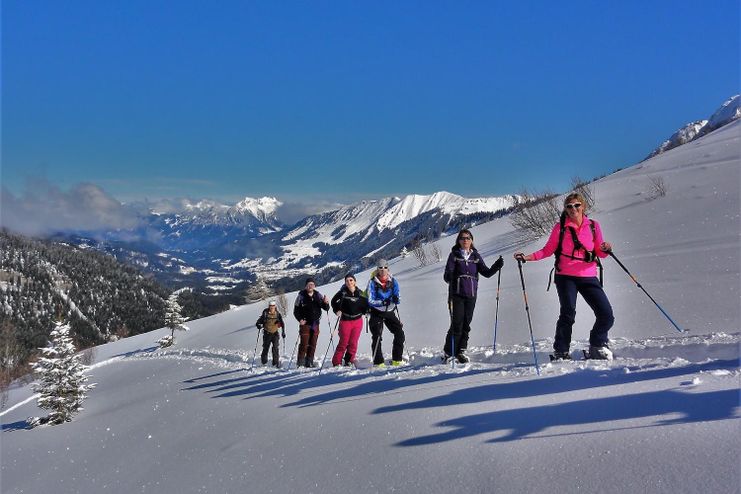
158, 294, 189, 348
30, 321, 95, 426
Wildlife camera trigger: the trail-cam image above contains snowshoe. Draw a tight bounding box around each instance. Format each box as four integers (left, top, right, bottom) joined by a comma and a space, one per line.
549, 352, 572, 362
584, 346, 613, 360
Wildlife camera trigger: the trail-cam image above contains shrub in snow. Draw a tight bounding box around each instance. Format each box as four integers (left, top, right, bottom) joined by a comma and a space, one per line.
510, 188, 561, 238
29, 321, 95, 426
157, 335, 174, 348
646, 175, 668, 200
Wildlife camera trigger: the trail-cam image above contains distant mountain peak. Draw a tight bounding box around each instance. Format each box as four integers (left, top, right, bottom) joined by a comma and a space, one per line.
646, 94, 740, 159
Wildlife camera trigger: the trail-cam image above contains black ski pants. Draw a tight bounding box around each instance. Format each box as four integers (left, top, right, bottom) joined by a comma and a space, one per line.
369, 309, 404, 364
444, 295, 476, 356
261, 331, 280, 365
554, 274, 614, 353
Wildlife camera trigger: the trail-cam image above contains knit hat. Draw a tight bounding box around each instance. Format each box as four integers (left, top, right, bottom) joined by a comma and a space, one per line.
305, 277, 316, 286
344, 273, 356, 281
268, 300, 276, 306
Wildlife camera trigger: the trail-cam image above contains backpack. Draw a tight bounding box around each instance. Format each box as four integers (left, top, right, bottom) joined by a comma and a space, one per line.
547, 211, 603, 291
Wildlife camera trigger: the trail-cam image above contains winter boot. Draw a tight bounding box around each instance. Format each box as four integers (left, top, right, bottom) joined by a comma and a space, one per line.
456, 351, 470, 364
588, 345, 613, 360
391, 360, 404, 366
273, 361, 281, 368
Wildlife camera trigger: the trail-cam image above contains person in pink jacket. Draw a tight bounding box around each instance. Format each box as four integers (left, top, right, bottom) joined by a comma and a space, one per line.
514, 192, 615, 360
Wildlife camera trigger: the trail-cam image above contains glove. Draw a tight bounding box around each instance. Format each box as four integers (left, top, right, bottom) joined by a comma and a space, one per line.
281, 331, 286, 339
391, 295, 399, 304
493, 256, 504, 272
256, 323, 263, 330
383, 298, 391, 307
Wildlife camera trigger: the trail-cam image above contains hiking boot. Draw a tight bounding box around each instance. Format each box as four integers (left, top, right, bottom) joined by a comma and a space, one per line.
306, 359, 317, 368
391, 360, 404, 366
455, 353, 470, 364
588, 345, 613, 360
442, 352, 453, 363
273, 361, 281, 368
374, 362, 386, 368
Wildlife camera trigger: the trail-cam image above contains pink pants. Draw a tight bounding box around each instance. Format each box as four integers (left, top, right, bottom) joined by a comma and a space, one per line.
331, 318, 363, 366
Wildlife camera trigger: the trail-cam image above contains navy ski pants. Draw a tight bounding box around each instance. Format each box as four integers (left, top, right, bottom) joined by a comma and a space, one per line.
554, 274, 614, 353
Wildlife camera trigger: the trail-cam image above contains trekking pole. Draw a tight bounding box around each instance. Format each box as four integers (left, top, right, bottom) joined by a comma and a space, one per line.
288, 329, 300, 370
492, 256, 503, 352
318, 316, 341, 375
249, 329, 262, 372
325, 309, 336, 354
449, 299, 456, 369
516, 257, 541, 376
370, 313, 383, 366
608, 251, 687, 333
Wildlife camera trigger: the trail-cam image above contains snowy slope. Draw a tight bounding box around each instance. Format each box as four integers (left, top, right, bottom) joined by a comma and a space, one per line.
1, 122, 739, 494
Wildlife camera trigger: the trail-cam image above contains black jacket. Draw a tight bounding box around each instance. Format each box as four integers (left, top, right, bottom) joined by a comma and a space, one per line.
293, 289, 329, 324
331, 286, 369, 321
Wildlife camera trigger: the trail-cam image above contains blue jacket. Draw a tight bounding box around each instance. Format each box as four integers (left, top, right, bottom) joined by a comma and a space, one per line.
366, 275, 400, 313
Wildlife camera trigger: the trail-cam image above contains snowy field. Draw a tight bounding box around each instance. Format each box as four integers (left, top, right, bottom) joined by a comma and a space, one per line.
2, 121, 740, 493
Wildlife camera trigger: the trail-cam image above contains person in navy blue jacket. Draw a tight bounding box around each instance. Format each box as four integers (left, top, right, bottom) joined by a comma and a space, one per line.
443, 229, 503, 363
366, 259, 404, 366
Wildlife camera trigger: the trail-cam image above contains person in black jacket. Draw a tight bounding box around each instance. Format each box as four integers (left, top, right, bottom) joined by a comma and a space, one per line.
293, 278, 330, 367
330, 273, 369, 367
255, 300, 285, 367
443, 229, 503, 363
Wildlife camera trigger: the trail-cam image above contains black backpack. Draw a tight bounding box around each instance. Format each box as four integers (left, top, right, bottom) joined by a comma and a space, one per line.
547, 211, 603, 291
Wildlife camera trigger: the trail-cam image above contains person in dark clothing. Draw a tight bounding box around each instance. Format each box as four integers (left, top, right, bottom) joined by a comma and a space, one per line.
255, 300, 285, 367
293, 277, 330, 367
443, 229, 504, 363
330, 273, 369, 367
366, 259, 405, 366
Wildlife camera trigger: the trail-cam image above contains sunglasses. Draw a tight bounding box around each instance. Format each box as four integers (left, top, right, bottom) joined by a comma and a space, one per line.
459, 236, 472, 240
565, 203, 582, 210
377, 266, 388, 270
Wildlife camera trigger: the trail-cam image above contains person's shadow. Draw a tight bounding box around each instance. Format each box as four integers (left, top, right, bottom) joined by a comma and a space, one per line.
396, 387, 739, 446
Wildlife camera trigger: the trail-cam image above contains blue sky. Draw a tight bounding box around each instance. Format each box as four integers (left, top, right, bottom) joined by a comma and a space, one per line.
2, 0, 739, 208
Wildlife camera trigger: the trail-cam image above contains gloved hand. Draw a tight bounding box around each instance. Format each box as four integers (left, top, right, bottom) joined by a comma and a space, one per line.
391, 295, 399, 304
493, 256, 504, 272
383, 298, 391, 307
281, 330, 286, 339
256, 323, 263, 330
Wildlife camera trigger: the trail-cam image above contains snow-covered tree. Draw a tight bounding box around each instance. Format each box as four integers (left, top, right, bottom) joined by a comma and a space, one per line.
400, 246, 409, 258
159, 294, 189, 348
30, 321, 95, 426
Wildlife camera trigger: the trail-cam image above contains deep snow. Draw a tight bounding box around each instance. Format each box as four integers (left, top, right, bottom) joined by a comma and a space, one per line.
1, 121, 739, 494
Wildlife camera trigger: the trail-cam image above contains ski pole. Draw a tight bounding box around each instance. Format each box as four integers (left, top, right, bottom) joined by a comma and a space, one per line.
449, 299, 456, 369
492, 256, 502, 352
370, 313, 382, 366
249, 328, 262, 372
318, 316, 341, 375
288, 329, 300, 370
324, 308, 335, 354
608, 251, 687, 333
516, 257, 540, 376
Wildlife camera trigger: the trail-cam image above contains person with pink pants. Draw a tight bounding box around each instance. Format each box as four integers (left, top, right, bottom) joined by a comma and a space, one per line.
330, 273, 369, 367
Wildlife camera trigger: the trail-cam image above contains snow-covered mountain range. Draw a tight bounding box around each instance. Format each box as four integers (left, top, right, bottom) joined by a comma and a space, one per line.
646, 94, 740, 159
73, 191, 516, 293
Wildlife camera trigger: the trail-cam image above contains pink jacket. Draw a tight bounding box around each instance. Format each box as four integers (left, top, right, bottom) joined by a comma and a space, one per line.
531, 215, 609, 277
